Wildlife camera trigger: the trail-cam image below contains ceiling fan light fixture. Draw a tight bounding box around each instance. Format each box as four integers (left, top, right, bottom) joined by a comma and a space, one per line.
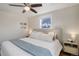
24, 6, 30, 11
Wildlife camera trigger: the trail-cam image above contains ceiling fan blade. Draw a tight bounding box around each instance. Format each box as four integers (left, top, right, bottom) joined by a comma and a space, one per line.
30, 8, 37, 13
24, 3, 27, 6
9, 4, 24, 7
31, 4, 42, 7
22, 10, 26, 13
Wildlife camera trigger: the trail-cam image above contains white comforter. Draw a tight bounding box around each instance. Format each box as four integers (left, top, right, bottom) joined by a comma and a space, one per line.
1, 38, 62, 56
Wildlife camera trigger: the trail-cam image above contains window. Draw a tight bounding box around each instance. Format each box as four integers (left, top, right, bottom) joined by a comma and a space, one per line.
40, 16, 52, 29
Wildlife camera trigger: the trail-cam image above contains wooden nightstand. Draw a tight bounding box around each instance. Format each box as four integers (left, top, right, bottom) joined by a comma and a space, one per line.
63, 41, 78, 56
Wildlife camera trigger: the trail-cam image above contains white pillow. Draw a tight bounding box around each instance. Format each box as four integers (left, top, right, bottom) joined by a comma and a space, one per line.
30, 31, 53, 42
30, 31, 42, 39
48, 32, 55, 39
39, 33, 53, 42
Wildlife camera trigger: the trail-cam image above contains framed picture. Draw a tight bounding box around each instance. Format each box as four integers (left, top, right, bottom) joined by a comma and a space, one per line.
40, 16, 52, 29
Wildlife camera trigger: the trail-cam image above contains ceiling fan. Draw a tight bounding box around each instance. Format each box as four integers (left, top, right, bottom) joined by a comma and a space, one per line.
9, 3, 42, 13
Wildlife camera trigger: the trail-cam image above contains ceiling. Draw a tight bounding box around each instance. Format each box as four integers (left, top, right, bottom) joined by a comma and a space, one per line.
0, 3, 78, 17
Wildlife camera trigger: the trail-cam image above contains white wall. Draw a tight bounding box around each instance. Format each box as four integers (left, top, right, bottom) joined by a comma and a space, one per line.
29, 5, 79, 41
0, 11, 28, 43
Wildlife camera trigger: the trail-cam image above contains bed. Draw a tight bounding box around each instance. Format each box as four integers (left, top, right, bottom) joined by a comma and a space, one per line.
1, 31, 62, 56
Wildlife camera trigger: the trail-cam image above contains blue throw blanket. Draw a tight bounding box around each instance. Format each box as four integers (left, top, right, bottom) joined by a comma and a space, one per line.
10, 39, 52, 56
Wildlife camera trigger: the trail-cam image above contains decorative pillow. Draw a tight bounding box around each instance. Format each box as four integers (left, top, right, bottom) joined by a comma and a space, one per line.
48, 32, 56, 40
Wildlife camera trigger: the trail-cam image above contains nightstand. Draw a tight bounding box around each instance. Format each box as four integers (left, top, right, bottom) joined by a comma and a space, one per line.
63, 41, 78, 56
